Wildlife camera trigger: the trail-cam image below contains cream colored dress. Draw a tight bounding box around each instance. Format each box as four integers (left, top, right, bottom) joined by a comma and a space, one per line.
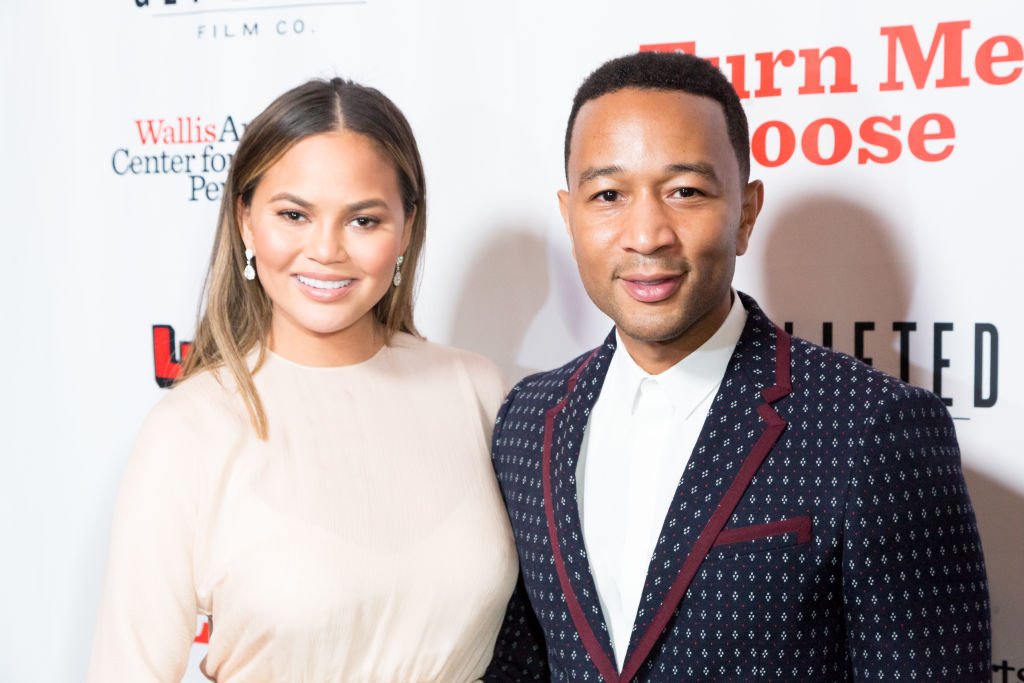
87, 333, 518, 683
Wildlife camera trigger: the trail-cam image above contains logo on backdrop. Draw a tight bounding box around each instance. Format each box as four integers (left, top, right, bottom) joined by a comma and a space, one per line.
993, 660, 1024, 683
117, 1, 368, 199
643, 19, 1022, 167
782, 320, 999, 414
111, 115, 245, 202
133, 0, 367, 41
153, 325, 192, 388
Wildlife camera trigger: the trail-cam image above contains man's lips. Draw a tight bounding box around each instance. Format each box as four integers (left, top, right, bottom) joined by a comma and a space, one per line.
618, 274, 683, 303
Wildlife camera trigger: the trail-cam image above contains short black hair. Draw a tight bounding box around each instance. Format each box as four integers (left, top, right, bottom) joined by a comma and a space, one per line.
564, 52, 750, 184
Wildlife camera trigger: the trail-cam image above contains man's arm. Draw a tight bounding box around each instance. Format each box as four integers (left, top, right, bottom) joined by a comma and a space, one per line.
842, 386, 991, 681
485, 383, 550, 681
484, 575, 549, 682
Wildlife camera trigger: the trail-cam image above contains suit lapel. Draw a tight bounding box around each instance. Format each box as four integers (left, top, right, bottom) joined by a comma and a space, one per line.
619, 296, 792, 682
542, 332, 620, 682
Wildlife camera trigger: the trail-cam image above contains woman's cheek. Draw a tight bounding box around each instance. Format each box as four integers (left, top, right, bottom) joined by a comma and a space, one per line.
255, 221, 301, 270
350, 231, 401, 278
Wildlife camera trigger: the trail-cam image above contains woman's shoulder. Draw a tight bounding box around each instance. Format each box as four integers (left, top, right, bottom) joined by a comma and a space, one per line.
389, 335, 501, 378
140, 366, 247, 444
389, 333, 505, 409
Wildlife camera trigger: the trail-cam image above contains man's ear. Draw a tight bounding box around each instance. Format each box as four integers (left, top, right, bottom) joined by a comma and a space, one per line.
735, 179, 764, 256
557, 189, 576, 260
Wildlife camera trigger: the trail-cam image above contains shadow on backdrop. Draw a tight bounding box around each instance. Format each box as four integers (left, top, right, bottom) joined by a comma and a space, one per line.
449, 228, 549, 383
962, 466, 1024, 663
756, 194, 912, 379
757, 193, 1020, 666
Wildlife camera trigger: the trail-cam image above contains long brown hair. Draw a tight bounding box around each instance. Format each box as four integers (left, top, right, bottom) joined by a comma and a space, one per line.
180, 78, 427, 438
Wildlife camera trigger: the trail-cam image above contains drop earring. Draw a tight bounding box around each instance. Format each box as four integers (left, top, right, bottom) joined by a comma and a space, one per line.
392, 255, 405, 287
244, 248, 256, 281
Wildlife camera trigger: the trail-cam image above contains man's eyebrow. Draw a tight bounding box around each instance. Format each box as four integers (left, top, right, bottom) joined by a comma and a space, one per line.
577, 165, 624, 188
576, 162, 721, 189
666, 162, 720, 184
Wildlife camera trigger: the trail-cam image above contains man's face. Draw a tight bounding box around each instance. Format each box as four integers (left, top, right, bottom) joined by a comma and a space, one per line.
559, 87, 762, 357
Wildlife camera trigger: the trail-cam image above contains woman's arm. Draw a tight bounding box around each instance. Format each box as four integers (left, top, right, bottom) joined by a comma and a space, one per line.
87, 399, 202, 683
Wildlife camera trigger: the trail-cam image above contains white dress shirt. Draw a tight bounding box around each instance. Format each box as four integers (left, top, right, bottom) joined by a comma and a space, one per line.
576, 294, 747, 670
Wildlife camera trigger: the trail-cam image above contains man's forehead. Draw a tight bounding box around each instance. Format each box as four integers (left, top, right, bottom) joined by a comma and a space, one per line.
568, 89, 733, 174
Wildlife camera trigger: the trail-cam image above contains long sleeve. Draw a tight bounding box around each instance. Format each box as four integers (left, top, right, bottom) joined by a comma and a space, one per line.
484, 575, 549, 682
485, 384, 550, 682
87, 397, 201, 683
842, 386, 991, 681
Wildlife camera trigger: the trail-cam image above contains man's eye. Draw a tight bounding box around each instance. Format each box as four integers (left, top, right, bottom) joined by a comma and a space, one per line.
594, 190, 620, 202
674, 187, 700, 198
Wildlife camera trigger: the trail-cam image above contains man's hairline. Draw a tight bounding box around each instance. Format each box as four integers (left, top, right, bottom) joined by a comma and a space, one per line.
564, 85, 746, 185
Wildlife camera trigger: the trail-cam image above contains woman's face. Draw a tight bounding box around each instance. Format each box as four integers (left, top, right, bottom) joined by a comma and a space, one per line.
240, 130, 411, 365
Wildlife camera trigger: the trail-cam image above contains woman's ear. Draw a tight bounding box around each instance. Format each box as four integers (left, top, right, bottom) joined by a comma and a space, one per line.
238, 197, 254, 248
400, 203, 417, 253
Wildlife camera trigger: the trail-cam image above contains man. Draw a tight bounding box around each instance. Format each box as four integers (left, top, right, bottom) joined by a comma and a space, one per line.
485, 52, 990, 682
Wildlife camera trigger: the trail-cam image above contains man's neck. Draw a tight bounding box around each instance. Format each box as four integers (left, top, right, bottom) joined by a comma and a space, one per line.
616, 293, 734, 375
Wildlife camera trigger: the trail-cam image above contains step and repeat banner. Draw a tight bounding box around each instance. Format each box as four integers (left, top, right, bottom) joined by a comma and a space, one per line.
1, 1, 1021, 680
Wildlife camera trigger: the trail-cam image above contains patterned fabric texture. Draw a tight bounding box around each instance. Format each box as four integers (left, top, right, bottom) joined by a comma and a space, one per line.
485, 293, 990, 683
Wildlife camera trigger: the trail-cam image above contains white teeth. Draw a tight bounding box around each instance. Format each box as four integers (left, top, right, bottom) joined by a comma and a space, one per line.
297, 275, 352, 290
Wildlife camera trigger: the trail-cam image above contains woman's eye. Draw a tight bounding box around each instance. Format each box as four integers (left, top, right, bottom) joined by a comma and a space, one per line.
352, 216, 380, 228
280, 210, 305, 222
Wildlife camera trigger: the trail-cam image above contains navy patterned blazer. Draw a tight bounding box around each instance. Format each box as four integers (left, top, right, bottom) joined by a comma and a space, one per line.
485, 293, 990, 682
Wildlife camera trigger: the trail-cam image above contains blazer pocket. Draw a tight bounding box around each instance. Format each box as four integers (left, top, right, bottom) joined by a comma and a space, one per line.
709, 515, 813, 559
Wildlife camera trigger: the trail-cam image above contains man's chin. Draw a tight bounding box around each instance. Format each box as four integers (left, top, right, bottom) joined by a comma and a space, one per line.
613, 319, 690, 346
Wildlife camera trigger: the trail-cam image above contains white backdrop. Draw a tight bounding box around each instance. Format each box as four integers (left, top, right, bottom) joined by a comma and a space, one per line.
1, 2, 1021, 681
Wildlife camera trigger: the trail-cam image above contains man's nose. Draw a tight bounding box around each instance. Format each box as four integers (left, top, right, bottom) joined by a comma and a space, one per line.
620, 193, 678, 255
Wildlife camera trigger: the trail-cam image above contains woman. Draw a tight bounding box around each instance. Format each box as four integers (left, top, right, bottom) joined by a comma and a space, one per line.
88, 78, 517, 682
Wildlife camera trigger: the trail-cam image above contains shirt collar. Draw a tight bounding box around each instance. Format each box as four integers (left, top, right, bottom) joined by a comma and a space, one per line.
605, 291, 748, 420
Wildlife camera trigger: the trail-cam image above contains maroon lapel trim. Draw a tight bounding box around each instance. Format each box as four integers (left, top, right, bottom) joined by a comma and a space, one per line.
618, 325, 793, 683
542, 348, 619, 683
